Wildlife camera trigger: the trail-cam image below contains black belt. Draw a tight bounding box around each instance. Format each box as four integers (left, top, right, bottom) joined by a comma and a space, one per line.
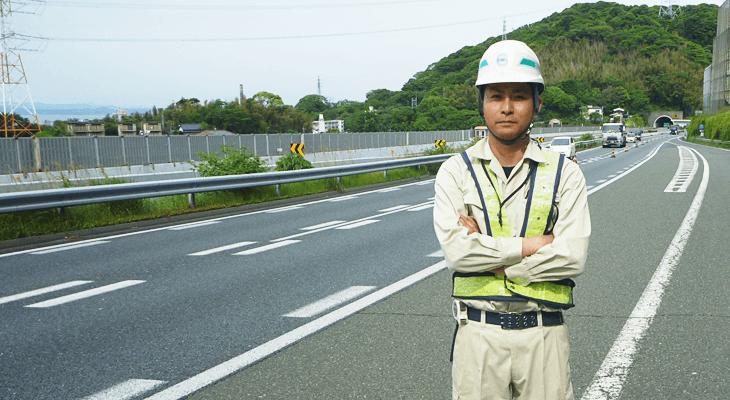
466, 306, 563, 330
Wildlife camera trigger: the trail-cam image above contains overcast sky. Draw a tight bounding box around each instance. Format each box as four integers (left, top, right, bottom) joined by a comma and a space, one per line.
11, 0, 724, 110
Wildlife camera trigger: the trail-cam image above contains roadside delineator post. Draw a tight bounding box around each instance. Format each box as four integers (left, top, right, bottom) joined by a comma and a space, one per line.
611, 149, 616, 158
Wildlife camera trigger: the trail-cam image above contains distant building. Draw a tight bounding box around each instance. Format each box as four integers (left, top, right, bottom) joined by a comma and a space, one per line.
67, 121, 105, 136
312, 114, 345, 133
549, 119, 562, 127
585, 105, 603, 120
141, 122, 163, 135
179, 123, 202, 135
117, 122, 137, 136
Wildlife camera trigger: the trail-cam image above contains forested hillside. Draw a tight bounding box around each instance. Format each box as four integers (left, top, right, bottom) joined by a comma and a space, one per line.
41, 2, 717, 136
305, 2, 717, 131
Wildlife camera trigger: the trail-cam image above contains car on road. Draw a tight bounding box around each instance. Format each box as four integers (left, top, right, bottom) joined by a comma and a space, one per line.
626, 133, 637, 143
549, 136, 576, 159
669, 126, 679, 135
629, 128, 642, 141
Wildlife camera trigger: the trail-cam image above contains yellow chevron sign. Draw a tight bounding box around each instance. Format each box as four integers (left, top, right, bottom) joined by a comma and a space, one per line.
435, 140, 447, 149
290, 143, 305, 155
535, 137, 545, 143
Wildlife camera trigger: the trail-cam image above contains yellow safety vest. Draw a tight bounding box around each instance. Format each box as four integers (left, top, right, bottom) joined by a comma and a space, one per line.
453, 149, 575, 309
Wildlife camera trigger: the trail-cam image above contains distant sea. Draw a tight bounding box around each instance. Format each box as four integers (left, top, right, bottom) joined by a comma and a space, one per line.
32, 103, 151, 123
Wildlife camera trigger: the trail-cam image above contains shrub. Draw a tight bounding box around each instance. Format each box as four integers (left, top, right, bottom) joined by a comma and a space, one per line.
193, 144, 267, 177
275, 153, 313, 171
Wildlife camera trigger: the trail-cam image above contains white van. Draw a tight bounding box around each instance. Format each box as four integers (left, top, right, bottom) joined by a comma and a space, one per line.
549, 136, 576, 159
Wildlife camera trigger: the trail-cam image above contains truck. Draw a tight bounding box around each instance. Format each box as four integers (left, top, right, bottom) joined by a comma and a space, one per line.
602, 122, 626, 148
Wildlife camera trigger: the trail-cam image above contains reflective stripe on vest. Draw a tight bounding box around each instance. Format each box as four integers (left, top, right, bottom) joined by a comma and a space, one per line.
454, 149, 575, 309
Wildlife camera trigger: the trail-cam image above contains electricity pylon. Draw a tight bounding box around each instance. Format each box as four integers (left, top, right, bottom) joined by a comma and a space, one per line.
1, 0, 44, 137
659, 0, 681, 19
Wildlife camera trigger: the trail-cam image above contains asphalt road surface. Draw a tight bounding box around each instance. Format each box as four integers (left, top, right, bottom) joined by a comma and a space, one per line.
2, 133, 727, 400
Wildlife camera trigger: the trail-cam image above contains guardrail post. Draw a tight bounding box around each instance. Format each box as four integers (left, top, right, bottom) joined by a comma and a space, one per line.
383, 169, 387, 178
188, 193, 196, 209
276, 184, 281, 196
253, 134, 257, 156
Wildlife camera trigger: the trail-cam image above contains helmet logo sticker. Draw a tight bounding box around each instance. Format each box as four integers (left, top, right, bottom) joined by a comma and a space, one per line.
496, 54, 508, 66
480, 59, 488, 69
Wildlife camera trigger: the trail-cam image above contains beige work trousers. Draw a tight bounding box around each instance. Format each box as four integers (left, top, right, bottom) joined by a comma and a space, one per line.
452, 313, 573, 400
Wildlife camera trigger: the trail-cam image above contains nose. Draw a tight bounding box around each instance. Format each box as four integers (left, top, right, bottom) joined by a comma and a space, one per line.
499, 98, 514, 115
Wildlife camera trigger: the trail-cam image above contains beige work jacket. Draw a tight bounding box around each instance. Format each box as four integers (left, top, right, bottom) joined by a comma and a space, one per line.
433, 137, 590, 313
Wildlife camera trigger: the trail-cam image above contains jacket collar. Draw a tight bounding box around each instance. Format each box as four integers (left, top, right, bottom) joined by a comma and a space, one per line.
470, 136, 547, 166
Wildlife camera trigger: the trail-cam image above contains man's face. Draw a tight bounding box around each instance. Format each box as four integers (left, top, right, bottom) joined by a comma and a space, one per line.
482, 82, 542, 141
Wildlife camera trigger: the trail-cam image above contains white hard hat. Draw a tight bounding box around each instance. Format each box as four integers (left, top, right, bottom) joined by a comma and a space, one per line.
475, 40, 544, 94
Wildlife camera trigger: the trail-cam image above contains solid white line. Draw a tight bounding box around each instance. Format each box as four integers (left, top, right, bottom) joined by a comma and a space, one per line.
408, 203, 434, 212
264, 205, 303, 213
588, 143, 665, 196
25, 280, 146, 308
143, 260, 448, 400
188, 241, 257, 256
0, 280, 93, 305
300, 221, 345, 231
81, 379, 167, 400
283, 286, 377, 318
30, 241, 109, 255
376, 187, 401, 193
328, 195, 358, 202
168, 221, 220, 231
581, 148, 709, 400
335, 220, 380, 230
232, 240, 300, 255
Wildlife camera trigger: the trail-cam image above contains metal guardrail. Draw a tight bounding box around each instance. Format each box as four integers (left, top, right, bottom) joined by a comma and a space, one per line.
0, 154, 452, 214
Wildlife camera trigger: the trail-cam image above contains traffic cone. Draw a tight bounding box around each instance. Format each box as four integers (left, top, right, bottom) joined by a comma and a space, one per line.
572, 154, 578, 164
635, 142, 638, 148
611, 149, 615, 158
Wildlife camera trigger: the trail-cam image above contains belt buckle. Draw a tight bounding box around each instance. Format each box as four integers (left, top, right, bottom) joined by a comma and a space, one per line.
500, 313, 537, 330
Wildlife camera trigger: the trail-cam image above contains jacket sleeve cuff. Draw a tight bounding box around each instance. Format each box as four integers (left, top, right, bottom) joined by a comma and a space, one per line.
497, 237, 523, 270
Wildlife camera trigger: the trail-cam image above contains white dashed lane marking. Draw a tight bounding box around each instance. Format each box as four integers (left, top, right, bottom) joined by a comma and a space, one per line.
25, 280, 146, 308
336, 220, 380, 230
233, 240, 300, 255
188, 241, 257, 256
300, 221, 345, 230
0, 281, 93, 305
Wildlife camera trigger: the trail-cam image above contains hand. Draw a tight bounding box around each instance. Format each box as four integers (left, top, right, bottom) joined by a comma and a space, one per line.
459, 214, 481, 235
522, 234, 554, 258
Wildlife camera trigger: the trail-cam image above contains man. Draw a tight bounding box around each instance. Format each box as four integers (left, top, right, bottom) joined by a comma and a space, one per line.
433, 40, 590, 400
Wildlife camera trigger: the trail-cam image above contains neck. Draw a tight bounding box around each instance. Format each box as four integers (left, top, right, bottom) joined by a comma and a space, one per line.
488, 135, 529, 166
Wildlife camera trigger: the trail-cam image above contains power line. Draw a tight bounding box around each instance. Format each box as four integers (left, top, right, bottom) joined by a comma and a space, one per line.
44, 0, 446, 11
48, 5, 568, 43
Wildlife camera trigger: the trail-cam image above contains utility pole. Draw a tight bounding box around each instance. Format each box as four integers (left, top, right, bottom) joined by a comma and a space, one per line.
239, 83, 244, 104
0, 0, 44, 137
502, 17, 507, 40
